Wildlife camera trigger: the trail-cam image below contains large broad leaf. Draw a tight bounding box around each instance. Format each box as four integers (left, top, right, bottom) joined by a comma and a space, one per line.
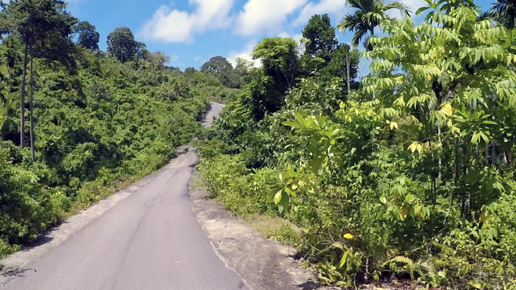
278, 192, 290, 214
416, 6, 429, 15
440, 103, 453, 117
274, 190, 282, 204
408, 141, 424, 153
283, 121, 302, 130
471, 131, 489, 144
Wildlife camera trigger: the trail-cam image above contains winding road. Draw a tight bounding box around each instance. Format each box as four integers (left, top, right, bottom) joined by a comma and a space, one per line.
1, 103, 248, 290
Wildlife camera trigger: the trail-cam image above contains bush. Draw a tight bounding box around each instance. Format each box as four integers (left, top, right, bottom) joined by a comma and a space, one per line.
0, 48, 210, 257
199, 86, 516, 288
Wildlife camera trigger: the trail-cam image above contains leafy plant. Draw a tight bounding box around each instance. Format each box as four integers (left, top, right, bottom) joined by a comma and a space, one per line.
198, 0, 516, 288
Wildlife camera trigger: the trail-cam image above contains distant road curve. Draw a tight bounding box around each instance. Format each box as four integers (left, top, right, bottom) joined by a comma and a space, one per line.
1, 102, 247, 290
203, 102, 225, 127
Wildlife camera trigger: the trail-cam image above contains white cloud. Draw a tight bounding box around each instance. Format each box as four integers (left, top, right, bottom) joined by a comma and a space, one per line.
403, 0, 427, 12
227, 39, 261, 67
227, 32, 303, 68
293, 0, 349, 27
293, 0, 426, 27
235, 0, 308, 36
140, 0, 234, 43
278, 32, 303, 42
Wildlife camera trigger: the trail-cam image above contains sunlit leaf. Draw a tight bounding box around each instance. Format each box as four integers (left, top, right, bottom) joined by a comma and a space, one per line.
274, 190, 282, 204
339, 251, 349, 268
400, 206, 409, 221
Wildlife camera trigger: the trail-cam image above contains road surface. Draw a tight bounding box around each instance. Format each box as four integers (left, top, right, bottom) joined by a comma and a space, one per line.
1, 102, 246, 290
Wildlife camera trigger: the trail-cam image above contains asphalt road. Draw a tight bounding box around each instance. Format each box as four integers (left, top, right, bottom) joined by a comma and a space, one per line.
2, 102, 246, 290
203, 102, 224, 127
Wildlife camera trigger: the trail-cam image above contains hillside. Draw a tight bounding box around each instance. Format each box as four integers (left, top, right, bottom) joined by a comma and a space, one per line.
0, 2, 237, 255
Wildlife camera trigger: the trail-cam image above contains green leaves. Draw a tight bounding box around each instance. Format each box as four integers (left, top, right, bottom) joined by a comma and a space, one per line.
399, 205, 409, 221
454, 109, 496, 144
107, 27, 137, 62
408, 141, 425, 153
200, 1, 516, 288
338, 0, 410, 47
471, 131, 490, 144
415, 6, 430, 15
0, 33, 211, 257
275, 166, 312, 214
412, 64, 442, 79
274, 188, 290, 214
252, 37, 299, 82
74, 21, 99, 50
276, 190, 290, 214
283, 112, 342, 174
274, 190, 283, 204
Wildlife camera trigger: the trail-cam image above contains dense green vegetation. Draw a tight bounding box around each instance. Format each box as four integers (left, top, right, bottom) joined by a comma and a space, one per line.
1, 0, 515, 288
199, 0, 516, 288
0, 0, 244, 257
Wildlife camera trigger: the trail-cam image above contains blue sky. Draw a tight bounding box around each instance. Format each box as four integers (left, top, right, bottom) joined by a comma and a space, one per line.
65, 0, 493, 72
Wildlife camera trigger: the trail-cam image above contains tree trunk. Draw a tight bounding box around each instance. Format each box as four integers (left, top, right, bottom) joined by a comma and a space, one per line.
491, 144, 496, 165
485, 143, 489, 165
20, 43, 29, 149
346, 55, 351, 95
437, 122, 442, 181
29, 52, 35, 162
371, 30, 376, 100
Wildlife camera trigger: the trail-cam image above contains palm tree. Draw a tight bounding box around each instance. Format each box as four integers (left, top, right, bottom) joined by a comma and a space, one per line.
489, 0, 516, 29
337, 0, 410, 48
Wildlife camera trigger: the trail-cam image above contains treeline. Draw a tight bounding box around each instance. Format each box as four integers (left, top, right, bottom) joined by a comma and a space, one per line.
200, 0, 516, 288
0, 0, 230, 256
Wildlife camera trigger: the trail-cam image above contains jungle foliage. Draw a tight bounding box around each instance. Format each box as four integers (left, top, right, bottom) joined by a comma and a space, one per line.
199, 1, 516, 288
0, 0, 232, 257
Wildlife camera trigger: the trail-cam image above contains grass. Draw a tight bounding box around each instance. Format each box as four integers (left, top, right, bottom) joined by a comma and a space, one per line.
242, 214, 302, 246
192, 165, 302, 247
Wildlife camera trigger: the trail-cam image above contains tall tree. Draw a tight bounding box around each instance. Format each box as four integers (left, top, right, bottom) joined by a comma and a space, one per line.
253, 37, 300, 91
135, 41, 148, 59
201, 56, 233, 75
0, 0, 77, 152
302, 14, 338, 62
489, 0, 516, 29
249, 37, 300, 120
107, 27, 137, 62
74, 21, 99, 50
201, 56, 240, 88
337, 0, 410, 47
234, 57, 254, 85
363, 2, 516, 214
148, 51, 170, 68
184, 67, 196, 75
322, 44, 360, 93
235, 57, 254, 72
0, 39, 6, 107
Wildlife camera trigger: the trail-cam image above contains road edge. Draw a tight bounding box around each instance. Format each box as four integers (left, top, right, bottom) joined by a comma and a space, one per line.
0, 147, 191, 286
188, 168, 319, 290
